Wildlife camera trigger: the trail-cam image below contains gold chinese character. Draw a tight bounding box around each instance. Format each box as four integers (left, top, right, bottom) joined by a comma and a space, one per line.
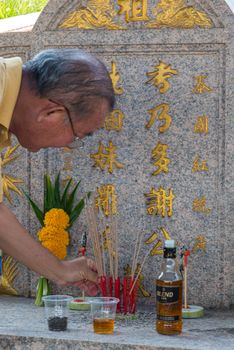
145, 187, 174, 217
151, 142, 170, 176
194, 116, 209, 134
193, 76, 213, 94
124, 264, 151, 297
109, 62, 123, 95
193, 196, 211, 214
192, 235, 207, 253
145, 227, 172, 256
63, 165, 73, 171
105, 110, 124, 131
146, 61, 178, 94
90, 141, 124, 174
96, 185, 117, 217
192, 156, 209, 172
102, 226, 111, 250
146, 103, 172, 133
62, 147, 74, 153
117, 0, 149, 22
62, 176, 72, 187
63, 156, 73, 171
101, 225, 116, 258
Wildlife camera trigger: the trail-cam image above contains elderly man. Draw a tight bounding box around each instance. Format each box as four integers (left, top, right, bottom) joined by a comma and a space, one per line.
0, 49, 114, 295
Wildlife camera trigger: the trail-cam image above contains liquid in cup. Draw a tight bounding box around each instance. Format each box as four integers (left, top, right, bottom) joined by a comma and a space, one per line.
89, 297, 119, 334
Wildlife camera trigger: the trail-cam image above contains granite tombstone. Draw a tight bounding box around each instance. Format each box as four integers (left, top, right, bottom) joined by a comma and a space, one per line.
0, 0, 233, 309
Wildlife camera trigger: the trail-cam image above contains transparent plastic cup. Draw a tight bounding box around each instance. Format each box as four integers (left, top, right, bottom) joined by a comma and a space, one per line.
89, 297, 119, 334
42, 295, 73, 331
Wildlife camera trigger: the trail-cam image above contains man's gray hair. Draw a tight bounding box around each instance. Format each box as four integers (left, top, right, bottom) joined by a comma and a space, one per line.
24, 48, 115, 119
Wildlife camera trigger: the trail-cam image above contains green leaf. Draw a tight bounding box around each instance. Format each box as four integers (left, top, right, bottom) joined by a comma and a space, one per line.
35, 277, 44, 306
65, 181, 81, 215
44, 175, 54, 212
42, 277, 49, 296
54, 172, 61, 207
61, 178, 72, 208
24, 191, 44, 226
69, 198, 85, 226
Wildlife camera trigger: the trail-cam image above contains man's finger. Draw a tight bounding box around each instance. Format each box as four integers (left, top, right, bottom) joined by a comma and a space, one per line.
86, 257, 98, 272
72, 281, 99, 296
86, 268, 98, 284
84, 281, 99, 296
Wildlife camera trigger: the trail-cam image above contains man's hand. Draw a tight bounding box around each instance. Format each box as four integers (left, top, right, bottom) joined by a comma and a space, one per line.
60, 256, 99, 296
0, 203, 99, 296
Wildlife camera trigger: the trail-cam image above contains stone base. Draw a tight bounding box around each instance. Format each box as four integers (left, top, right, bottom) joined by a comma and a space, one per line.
0, 296, 233, 350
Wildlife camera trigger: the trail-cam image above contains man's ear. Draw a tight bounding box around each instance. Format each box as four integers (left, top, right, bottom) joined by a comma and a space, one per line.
36, 101, 67, 124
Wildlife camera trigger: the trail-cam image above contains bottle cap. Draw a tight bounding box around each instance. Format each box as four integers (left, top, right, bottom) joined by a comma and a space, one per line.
164, 240, 175, 248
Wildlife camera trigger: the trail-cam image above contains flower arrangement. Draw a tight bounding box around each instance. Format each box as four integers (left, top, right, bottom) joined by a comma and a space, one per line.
25, 173, 87, 306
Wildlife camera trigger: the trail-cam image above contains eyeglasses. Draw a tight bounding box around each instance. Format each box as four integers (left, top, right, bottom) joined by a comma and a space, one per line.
48, 98, 84, 149
66, 109, 85, 149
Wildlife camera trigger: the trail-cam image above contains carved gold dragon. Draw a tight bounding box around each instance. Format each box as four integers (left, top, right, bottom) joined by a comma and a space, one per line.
0, 256, 18, 296
60, 0, 123, 30
146, 0, 212, 28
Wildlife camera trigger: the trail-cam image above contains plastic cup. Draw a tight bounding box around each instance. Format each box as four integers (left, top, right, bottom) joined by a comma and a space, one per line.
42, 295, 73, 331
89, 297, 119, 334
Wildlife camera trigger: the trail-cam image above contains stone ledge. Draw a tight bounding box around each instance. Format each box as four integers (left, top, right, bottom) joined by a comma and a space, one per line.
0, 296, 233, 350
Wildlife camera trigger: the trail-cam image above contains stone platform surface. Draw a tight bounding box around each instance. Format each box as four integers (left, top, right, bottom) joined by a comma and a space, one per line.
0, 297, 233, 350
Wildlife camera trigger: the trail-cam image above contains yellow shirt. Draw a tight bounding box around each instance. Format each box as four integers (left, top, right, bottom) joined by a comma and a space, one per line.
0, 57, 22, 202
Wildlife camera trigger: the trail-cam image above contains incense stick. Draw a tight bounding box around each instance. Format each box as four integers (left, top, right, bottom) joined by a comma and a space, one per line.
99, 219, 106, 277
183, 250, 190, 309
131, 230, 145, 279
129, 246, 151, 295
131, 230, 140, 278
114, 214, 119, 279
86, 200, 103, 276
184, 265, 188, 308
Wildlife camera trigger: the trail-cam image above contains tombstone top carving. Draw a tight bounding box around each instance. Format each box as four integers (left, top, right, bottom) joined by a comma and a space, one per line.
32, 0, 233, 33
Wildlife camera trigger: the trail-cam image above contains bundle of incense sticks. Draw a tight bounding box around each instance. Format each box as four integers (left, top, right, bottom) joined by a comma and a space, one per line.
85, 197, 150, 314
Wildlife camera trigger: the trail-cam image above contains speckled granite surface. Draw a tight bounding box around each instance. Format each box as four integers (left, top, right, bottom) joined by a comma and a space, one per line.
0, 297, 233, 350
0, 0, 233, 309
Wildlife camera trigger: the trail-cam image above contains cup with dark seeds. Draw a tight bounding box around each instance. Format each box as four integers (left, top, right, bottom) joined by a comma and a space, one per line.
42, 295, 73, 331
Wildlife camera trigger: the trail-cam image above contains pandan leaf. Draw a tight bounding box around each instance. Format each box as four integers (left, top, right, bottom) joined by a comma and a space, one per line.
69, 198, 85, 226
35, 277, 44, 306
61, 178, 72, 208
42, 277, 49, 296
24, 192, 44, 226
54, 172, 61, 207
65, 181, 81, 215
44, 175, 54, 212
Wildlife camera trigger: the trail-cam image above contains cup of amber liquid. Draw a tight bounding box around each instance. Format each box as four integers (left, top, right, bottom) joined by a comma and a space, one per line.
89, 297, 119, 334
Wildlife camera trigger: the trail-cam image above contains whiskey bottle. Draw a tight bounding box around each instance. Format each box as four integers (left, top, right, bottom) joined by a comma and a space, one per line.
156, 240, 182, 335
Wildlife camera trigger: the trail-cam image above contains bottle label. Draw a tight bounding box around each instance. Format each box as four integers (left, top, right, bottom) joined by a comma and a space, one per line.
156, 285, 179, 304
157, 315, 180, 321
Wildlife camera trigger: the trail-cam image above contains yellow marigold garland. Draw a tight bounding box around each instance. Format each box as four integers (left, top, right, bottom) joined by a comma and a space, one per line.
26, 174, 86, 306
42, 240, 67, 260
37, 208, 70, 260
38, 226, 69, 246
44, 208, 70, 229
